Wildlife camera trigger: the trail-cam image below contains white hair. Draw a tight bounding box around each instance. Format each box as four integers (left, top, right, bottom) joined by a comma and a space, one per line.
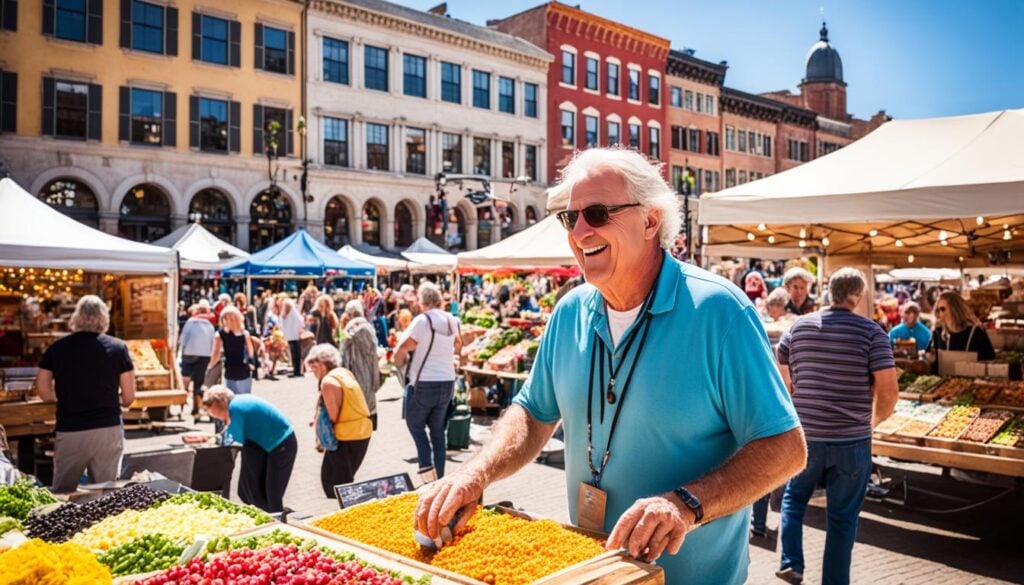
783, 267, 815, 287
829, 267, 867, 305
305, 343, 341, 369
69, 295, 110, 333
418, 282, 443, 308
766, 287, 790, 309
344, 299, 365, 318
547, 147, 682, 249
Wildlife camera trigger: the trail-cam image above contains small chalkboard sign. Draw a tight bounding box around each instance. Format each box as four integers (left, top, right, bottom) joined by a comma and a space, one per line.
334, 472, 414, 509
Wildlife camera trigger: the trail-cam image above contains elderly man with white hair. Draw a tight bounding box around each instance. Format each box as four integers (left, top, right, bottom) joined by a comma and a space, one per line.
415, 148, 806, 584
35, 295, 136, 492
783, 267, 817, 315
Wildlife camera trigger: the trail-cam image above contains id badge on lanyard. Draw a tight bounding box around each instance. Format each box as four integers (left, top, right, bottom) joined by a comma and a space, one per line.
577, 481, 608, 532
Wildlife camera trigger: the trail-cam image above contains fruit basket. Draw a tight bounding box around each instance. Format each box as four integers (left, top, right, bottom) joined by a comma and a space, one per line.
965, 379, 1004, 405
992, 381, 1024, 407
988, 418, 1024, 448
927, 406, 981, 440
926, 377, 973, 403
960, 409, 1015, 443
902, 374, 942, 396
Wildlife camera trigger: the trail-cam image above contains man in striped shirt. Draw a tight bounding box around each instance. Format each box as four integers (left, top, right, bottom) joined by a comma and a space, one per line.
775, 267, 898, 585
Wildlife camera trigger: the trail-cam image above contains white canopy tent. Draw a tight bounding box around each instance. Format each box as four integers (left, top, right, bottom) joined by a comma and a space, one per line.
401, 237, 456, 273
152, 222, 249, 271
456, 215, 577, 270
700, 109, 1024, 268
337, 245, 410, 273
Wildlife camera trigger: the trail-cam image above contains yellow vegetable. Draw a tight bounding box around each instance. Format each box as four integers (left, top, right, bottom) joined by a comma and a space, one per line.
70, 502, 257, 551
0, 538, 112, 585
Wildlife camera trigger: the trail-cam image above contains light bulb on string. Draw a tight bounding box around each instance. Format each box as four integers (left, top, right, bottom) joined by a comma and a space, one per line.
799, 239, 806, 248
768, 235, 776, 244
895, 239, 904, 247
869, 229, 878, 237
1004, 230, 1012, 241
977, 216, 985, 225
822, 236, 830, 247
908, 254, 915, 264
938, 230, 948, 241
757, 223, 766, 231
799, 228, 807, 239
941, 240, 949, 247
747, 232, 755, 241
1004, 224, 1010, 230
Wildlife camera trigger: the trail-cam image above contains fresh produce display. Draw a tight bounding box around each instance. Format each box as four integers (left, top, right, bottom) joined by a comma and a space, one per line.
133, 544, 411, 585
897, 370, 919, 391
909, 403, 951, 424
903, 375, 941, 394
0, 538, 112, 584
71, 502, 258, 551
0, 516, 22, 536
461, 310, 497, 329
24, 483, 169, 542
125, 340, 167, 373
313, 493, 605, 585
894, 399, 918, 415
874, 413, 912, 435
154, 491, 272, 525
896, 420, 937, 437
993, 381, 1024, 406
960, 409, 1015, 443
96, 533, 187, 577
929, 377, 973, 402
989, 418, 1024, 447
966, 380, 1003, 404
927, 406, 981, 439
0, 477, 58, 522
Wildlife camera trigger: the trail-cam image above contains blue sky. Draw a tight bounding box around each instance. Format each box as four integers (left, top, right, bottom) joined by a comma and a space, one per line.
399, 0, 1024, 120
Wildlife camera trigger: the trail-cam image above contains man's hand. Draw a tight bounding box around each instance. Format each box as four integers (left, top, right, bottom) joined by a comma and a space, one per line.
414, 470, 487, 541
606, 494, 692, 563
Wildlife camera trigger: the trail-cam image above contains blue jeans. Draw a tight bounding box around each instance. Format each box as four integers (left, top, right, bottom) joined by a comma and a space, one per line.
225, 376, 253, 395
405, 380, 454, 478
751, 494, 770, 533
780, 438, 872, 585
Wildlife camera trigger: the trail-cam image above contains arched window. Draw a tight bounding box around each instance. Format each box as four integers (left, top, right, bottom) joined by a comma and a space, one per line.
119, 184, 171, 242
499, 204, 515, 231
324, 196, 350, 249
249, 189, 293, 252
526, 205, 538, 225
188, 188, 235, 243
394, 201, 414, 248
38, 179, 100, 228
447, 207, 466, 251
361, 201, 382, 247
477, 207, 494, 248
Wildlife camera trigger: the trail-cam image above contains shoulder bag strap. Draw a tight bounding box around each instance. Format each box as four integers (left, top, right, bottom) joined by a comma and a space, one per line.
965, 325, 977, 350
410, 313, 437, 392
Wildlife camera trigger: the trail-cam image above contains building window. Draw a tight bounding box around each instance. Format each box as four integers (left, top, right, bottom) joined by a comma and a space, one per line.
725, 126, 735, 150
262, 26, 289, 74
648, 126, 660, 158
705, 94, 715, 115
748, 131, 756, 154
498, 77, 515, 114
739, 170, 747, 184
763, 135, 772, 158
585, 57, 598, 90
258, 107, 288, 157
130, 88, 162, 145
473, 137, 490, 176
441, 62, 460, 104
737, 129, 747, 153
198, 97, 228, 152
607, 121, 620, 146
55, 81, 89, 139
405, 127, 426, 174
366, 122, 389, 170
501, 141, 515, 178
695, 92, 703, 113
725, 169, 735, 187
323, 37, 349, 84
472, 70, 490, 109
364, 45, 389, 91
670, 87, 682, 107
560, 110, 574, 147
561, 50, 575, 85
670, 125, 682, 150
628, 69, 640, 101
800, 140, 809, 162
525, 144, 537, 181
55, 0, 88, 42
628, 123, 640, 148
688, 128, 700, 153
524, 83, 538, 118
323, 117, 348, 167
584, 115, 598, 147
684, 90, 693, 110
706, 131, 720, 156
403, 54, 427, 98
787, 139, 797, 160
607, 62, 619, 96
131, 1, 164, 53
199, 15, 229, 65
648, 75, 660, 105
442, 132, 461, 173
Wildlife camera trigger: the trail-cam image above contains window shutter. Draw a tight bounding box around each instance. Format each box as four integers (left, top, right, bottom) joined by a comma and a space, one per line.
163, 91, 176, 147
119, 0, 130, 48
252, 104, 263, 156
3, 0, 19, 31
0, 71, 16, 132
87, 83, 102, 140
189, 95, 199, 148
229, 100, 240, 153
287, 31, 295, 76
118, 86, 130, 141
228, 20, 240, 67
286, 109, 293, 155
165, 7, 178, 56
87, 0, 102, 45
41, 77, 55, 136
42, 0, 54, 35
191, 11, 200, 60
253, 23, 263, 71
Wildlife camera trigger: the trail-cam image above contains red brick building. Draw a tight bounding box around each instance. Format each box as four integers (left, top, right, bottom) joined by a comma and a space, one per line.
489, 2, 671, 182
665, 50, 727, 195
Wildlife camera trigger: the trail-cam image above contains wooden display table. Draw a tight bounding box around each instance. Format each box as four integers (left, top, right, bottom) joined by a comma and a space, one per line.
0, 397, 56, 473
129, 388, 188, 409
460, 365, 530, 411
873, 439, 1024, 477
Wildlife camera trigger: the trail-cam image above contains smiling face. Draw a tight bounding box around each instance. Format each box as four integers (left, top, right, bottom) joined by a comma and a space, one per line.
565, 167, 660, 300
934, 299, 952, 330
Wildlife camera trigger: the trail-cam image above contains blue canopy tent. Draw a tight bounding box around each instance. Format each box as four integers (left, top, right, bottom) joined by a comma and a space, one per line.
222, 229, 376, 294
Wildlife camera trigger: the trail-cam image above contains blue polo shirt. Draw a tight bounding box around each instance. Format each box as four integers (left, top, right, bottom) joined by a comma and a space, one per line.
513, 252, 800, 585
888, 321, 932, 353
226, 394, 294, 452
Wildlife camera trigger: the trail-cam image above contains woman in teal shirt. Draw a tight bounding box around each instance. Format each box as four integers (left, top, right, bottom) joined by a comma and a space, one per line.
888, 302, 932, 352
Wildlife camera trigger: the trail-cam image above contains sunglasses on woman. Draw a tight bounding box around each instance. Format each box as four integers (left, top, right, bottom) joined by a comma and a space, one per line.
556, 203, 641, 230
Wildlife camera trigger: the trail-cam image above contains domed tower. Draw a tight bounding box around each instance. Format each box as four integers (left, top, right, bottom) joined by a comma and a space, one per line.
800, 22, 847, 119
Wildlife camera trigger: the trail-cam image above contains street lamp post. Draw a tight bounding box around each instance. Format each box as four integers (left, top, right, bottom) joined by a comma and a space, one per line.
297, 116, 312, 229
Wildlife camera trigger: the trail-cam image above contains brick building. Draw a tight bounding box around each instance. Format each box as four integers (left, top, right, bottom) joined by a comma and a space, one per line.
488, 2, 671, 182
665, 50, 726, 195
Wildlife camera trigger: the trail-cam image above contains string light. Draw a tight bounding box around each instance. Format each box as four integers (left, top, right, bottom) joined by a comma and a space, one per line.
941, 239, 949, 247
1004, 224, 1010, 230
938, 230, 948, 241
822, 236, 830, 247
907, 254, 915, 264
799, 239, 806, 248
757, 223, 767, 231
747, 232, 755, 241
799, 228, 807, 239
977, 216, 985, 225
895, 239, 904, 247
869, 229, 878, 237
1004, 230, 1012, 241
768, 235, 776, 244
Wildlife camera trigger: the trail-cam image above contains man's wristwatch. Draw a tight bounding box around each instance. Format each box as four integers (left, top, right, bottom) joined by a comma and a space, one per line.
671, 486, 704, 524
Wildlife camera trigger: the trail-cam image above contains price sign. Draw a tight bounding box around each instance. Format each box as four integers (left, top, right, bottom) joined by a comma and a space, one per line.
334, 473, 414, 509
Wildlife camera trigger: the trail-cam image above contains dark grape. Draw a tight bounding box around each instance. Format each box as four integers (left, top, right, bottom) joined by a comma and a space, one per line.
24, 483, 170, 542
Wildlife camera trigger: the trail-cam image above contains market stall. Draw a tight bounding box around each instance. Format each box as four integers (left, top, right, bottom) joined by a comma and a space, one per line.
338, 244, 412, 276
401, 237, 457, 274
456, 215, 579, 273
0, 178, 183, 471
223, 229, 376, 292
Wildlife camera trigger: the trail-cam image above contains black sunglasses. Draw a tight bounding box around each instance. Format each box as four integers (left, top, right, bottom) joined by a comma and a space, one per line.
556, 203, 641, 230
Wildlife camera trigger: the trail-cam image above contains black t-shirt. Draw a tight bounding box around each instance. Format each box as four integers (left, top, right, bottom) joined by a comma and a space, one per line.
929, 325, 996, 361
39, 332, 133, 432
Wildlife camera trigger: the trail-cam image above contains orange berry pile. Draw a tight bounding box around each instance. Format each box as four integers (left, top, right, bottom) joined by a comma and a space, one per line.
312, 493, 606, 585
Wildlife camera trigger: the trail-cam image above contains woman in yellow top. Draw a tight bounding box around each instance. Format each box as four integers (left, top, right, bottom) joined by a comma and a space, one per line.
305, 343, 373, 498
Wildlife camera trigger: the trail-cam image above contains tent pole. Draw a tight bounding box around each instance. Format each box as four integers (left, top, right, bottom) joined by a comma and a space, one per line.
246, 277, 251, 301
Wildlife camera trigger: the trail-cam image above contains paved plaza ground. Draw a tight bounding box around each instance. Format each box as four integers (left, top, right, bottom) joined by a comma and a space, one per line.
126, 375, 1023, 585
